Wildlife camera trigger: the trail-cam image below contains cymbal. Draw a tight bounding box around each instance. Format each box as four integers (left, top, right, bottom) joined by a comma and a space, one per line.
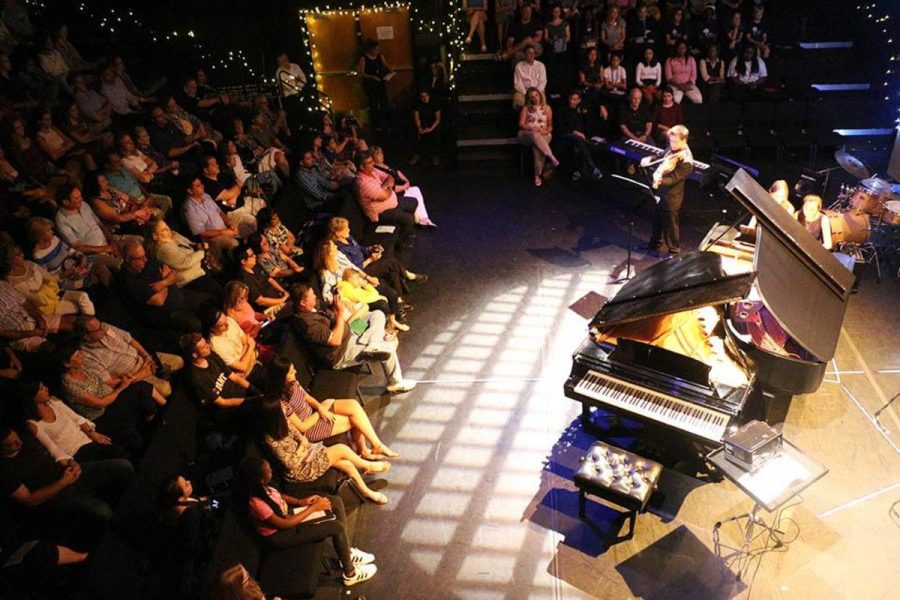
834, 149, 871, 179
861, 177, 892, 195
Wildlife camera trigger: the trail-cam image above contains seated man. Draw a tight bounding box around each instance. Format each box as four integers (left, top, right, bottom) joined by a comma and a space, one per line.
75, 316, 183, 399
233, 243, 290, 318
619, 87, 653, 145
147, 105, 203, 172
54, 183, 124, 273
71, 74, 112, 131
119, 239, 208, 334
501, 3, 544, 62
0, 426, 133, 544
555, 89, 603, 181
0, 280, 65, 353
355, 152, 416, 253
204, 308, 266, 391
103, 151, 172, 216
199, 155, 262, 237
180, 332, 257, 415
182, 177, 240, 263
512, 44, 546, 109
294, 149, 343, 214
99, 65, 145, 118
290, 283, 415, 394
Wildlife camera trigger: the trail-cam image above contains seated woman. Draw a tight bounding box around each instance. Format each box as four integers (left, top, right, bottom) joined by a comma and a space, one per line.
85, 172, 154, 237
248, 233, 304, 284
248, 110, 289, 159
272, 354, 399, 461
257, 392, 391, 504
157, 474, 215, 597
256, 207, 303, 260
224, 280, 270, 338
23, 379, 128, 464
316, 240, 406, 332
462, 0, 488, 52
61, 343, 164, 454
3, 243, 95, 319
652, 87, 683, 146
338, 268, 408, 332
234, 457, 378, 586
8, 118, 73, 186
234, 243, 290, 318
796, 195, 834, 249
147, 218, 223, 298
26, 216, 107, 287
328, 216, 424, 299
34, 109, 96, 173
518, 87, 559, 187
62, 102, 109, 150
371, 146, 436, 228
231, 117, 289, 179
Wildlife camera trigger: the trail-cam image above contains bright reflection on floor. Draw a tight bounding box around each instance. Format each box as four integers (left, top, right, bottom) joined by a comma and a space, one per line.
371, 266, 622, 599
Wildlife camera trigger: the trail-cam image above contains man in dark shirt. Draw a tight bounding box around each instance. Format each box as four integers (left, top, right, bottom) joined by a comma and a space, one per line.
619, 87, 653, 143
555, 89, 603, 181
181, 333, 256, 410
502, 4, 544, 62
147, 105, 203, 170
290, 283, 415, 394
234, 243, 290, 315
0, 427, 133, 541
119, 239, 205, 333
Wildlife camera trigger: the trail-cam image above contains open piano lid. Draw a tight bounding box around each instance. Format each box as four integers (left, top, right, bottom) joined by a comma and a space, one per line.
590, 251, 756, 330
725, 169, 854, 361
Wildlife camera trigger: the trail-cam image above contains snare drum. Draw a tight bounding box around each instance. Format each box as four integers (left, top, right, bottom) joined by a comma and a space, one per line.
880, 200, 900, 225
826, 210, 870, 244
849, 187, 884, 215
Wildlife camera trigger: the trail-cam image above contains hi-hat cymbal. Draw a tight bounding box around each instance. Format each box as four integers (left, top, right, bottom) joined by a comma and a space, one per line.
861, 176, 892, 195
834, 149, 871, 179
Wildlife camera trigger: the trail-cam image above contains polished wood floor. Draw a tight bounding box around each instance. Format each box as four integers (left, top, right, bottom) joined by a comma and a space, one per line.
347, 160, 900, 600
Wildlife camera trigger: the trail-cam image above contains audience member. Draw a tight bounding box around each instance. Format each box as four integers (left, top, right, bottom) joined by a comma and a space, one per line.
636, 46, 662, 104
652, 86, 683, 144
355, 152, 418, 252
248, 233, 304, 284
290, 283, 415, 394
518, 87, 559, 187
2, 244, 95, 319
233, 456, 378, 583
199, 155, 262, 237
294, 149, 343, 214
147, 218, 223, 296
55, 184, 126, 274
501, 4, 545, 61
727, 44, 767, 100
555, 89, 604, 181
601, 6, 627, 54
665, 40, 702, 103
255, 208, 303, 260
700, 42, 726, 103
372, 146, 436, 228
494, 0, 519, 52
463, 0, 489, 53
513, 44, 547, 109
205, 308, 267, 390
600, 52, 628, 97
181, 332, 258, 413
411, 88, 442, 166
619, 87, 653, 144
234, 243, 290, 317
357, 40, 393, 131
746, 4, 770, 59
183, 177, 241, 262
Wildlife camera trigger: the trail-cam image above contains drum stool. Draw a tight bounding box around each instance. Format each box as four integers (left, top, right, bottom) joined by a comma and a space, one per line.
574, 442, 663, 540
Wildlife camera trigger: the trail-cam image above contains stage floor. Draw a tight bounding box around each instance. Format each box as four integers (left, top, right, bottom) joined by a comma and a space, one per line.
350, 163, 900, 600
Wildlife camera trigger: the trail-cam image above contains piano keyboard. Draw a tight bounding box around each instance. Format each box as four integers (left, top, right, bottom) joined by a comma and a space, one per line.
573, 369, 730, 442
623, 139, 711, 171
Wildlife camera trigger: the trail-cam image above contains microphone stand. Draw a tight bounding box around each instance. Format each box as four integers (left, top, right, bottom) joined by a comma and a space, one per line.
610, 172, 658, 283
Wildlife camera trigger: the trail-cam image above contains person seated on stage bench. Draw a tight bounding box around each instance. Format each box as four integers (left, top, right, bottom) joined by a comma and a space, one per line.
636, 46, 662, 105
796, 194, 833, 250
512, 44, 547, 110
619, 87, 654, 146
652, 86, 683, 146
665, 41, 703, 104
699, 42, 726, 104
727, 44, 767, 100
518, 87, 560, 187
600, 52, 628, 99
290, 283, 416, 395
555, 89, 604, 181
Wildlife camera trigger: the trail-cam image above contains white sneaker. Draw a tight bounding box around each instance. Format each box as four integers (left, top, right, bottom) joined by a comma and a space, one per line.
385, 379, 417, 394
343, 563, 377, 586
351, 547, 375, 566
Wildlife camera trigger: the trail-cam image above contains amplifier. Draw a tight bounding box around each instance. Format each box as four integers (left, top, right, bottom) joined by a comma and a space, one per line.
722, 420, 783, 473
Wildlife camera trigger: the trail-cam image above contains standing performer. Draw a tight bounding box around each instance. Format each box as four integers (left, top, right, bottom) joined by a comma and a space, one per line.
648, 124, 693, 256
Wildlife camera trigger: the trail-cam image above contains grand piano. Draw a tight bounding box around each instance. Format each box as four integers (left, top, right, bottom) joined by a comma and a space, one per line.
564, 169, 855, 446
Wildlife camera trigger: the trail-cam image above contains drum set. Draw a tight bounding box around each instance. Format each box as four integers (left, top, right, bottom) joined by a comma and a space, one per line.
825, 151, 900, 281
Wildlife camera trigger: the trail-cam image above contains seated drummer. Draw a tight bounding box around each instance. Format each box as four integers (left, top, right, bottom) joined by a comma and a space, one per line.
796, 195, 832, 250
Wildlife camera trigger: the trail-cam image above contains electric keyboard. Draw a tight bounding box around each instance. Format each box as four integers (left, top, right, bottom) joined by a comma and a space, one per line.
590, 137, 710, 182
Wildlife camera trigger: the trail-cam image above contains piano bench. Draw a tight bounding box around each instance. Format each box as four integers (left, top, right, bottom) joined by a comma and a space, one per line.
574, 442, 662, 540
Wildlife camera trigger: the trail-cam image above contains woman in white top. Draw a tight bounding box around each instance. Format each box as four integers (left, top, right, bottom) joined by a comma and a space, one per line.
24, 380, 128, 463
147, 218, 223, 298
517, 87, 559, 187
601, 53, 627, 96
635, 46, 662, 105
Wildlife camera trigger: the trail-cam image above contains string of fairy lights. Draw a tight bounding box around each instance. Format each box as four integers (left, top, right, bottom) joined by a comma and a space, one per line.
858, 2, 900, 130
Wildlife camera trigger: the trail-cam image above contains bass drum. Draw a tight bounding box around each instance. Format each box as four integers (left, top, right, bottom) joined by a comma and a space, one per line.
827, 210, 870, 244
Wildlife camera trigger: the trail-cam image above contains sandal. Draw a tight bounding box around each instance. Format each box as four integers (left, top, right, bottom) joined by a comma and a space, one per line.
534, 176, 543, 187
364, 461, 392, 475
372, 445, 400, 460
367, 491, 389, 505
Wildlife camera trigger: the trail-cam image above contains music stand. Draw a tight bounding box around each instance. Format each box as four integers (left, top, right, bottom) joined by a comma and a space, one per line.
708, 439, 829, 581
609, 174, 658, 283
